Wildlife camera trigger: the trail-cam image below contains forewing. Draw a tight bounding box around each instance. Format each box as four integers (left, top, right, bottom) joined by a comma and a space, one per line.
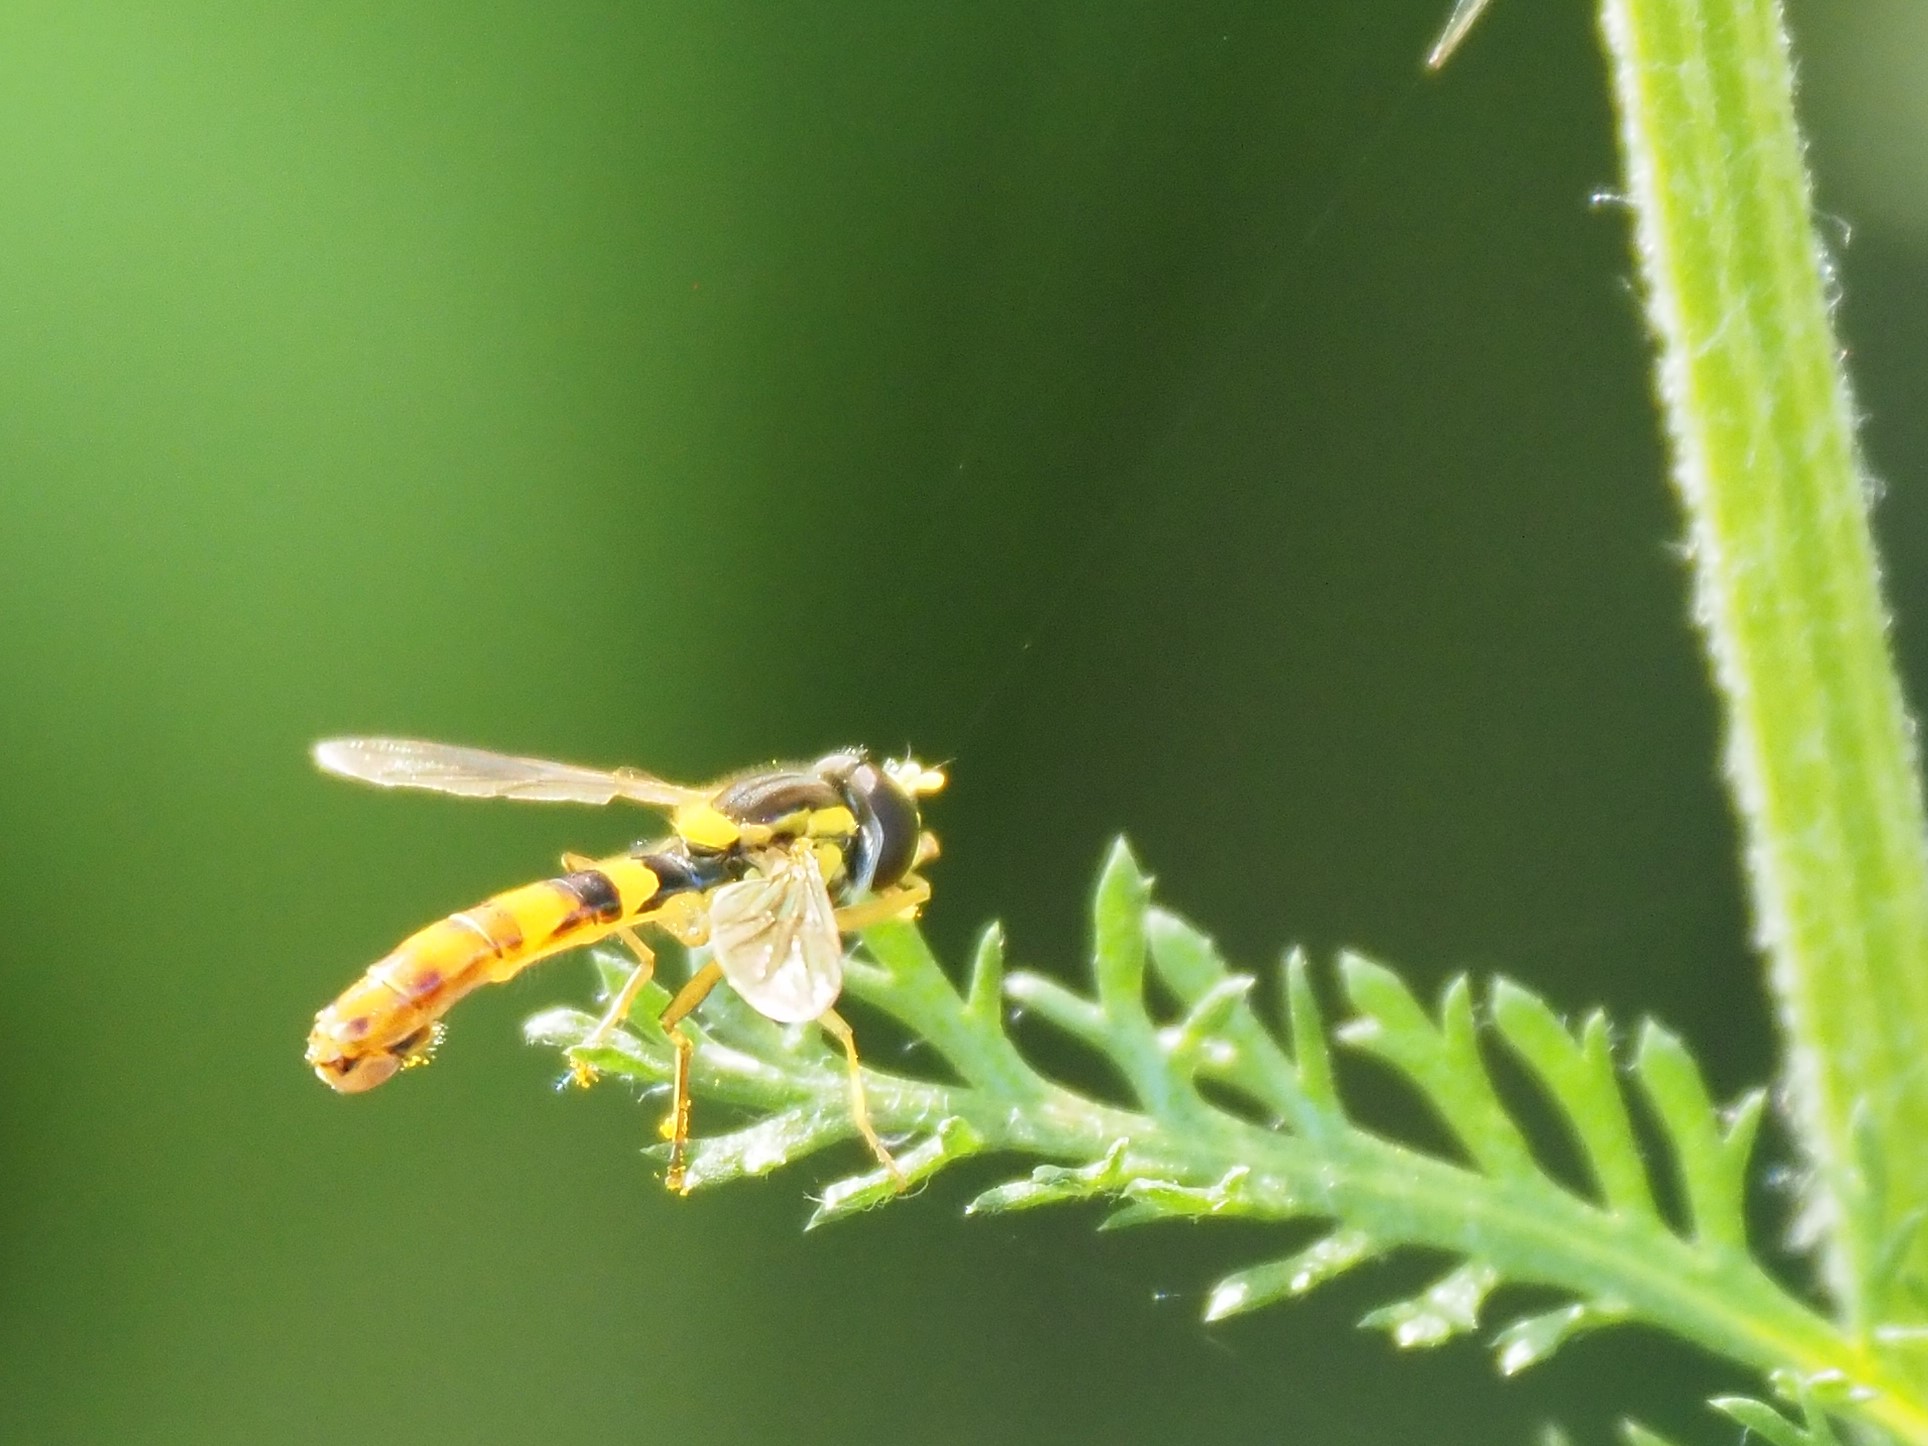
707, 850, 844, 1024
312, 737, 703, 808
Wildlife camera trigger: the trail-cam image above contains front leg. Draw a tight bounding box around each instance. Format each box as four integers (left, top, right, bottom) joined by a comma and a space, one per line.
833, 874, 931, 933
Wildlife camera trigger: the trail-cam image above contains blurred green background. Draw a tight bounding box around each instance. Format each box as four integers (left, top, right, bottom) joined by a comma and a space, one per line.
2, 2, 1924, 1442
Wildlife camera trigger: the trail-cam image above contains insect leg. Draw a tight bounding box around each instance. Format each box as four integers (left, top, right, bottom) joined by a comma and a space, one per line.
656, 960, 725, 1194
832, 874, 931, 932
553, 851, 660, 1087
568, 925, 658, 1088
816, 1008, 906, 1190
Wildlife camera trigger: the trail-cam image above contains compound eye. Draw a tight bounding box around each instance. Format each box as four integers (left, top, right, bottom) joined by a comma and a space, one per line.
848, 762, 919, 890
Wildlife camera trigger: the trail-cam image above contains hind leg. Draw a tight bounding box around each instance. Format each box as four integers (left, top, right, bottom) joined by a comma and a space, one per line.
567, 924, 659, 1087
817, 1008, 906, 1189
656, 961, 726, 1194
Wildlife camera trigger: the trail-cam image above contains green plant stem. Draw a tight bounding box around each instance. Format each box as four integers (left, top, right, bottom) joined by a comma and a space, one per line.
532, 876, 1928, 1444
1599, 0, 1928, 1331
855, 1073, 1928, 1442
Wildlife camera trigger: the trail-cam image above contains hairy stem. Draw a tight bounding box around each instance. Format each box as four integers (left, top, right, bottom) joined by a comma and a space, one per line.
1599, 0, 1928, 1334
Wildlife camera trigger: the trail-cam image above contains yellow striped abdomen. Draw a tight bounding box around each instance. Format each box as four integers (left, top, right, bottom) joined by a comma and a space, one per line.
308, 854, 664, 1093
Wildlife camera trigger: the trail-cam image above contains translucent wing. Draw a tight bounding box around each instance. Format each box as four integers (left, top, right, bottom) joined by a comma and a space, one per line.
312, 737, 706, 809
706, 847, 844, 1024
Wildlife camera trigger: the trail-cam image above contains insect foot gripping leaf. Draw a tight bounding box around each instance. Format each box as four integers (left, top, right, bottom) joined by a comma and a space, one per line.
526, 840, 1928, 1446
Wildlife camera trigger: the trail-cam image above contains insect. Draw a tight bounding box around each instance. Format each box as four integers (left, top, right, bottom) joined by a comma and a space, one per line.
306, 738, 945, 1190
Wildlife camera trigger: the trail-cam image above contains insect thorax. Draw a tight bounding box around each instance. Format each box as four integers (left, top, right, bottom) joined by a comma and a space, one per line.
680, 753, 926, 901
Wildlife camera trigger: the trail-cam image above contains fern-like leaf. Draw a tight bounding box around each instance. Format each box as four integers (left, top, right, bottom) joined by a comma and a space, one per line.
526, 839, 1928, 1446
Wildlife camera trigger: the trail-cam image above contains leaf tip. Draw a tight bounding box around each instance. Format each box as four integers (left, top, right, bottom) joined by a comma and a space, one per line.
1203, 1278, 1253, 1322
1094, 838, 1153, 914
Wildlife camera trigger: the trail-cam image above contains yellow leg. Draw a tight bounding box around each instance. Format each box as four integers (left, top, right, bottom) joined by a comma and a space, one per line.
833, 874, 931, 932
568, 925, 657, 1088
558, 852, 659, 1088
817, 1008, 906, 1190
656, 960, 725, 1194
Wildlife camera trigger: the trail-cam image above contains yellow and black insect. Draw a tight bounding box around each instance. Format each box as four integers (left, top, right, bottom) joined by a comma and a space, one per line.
306, 738, 944, 1189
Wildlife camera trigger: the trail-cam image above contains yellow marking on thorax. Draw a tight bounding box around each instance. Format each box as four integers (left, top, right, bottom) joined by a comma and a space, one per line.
674, 802, 741, 850
674, 802, 857, 853
807, 805, 857, 838
810, 839, 846, 884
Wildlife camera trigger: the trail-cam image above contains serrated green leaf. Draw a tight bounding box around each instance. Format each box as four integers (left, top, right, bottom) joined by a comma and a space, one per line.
1061, 841, 1213, 1127
1283, 948, 1339, 1121
525, 1004, 673, 1079
854, 915, 950, 993
1098, 1201, 1169, 1231
964, 1178, 1062, 1215
567, 1036, 671, 1082
1635, 1022, 1758, 1252
1003, 970, 1109, 1048
1763, 1370, 1874, 1412
1337, 951, 1434, 1038
1091, 838, 1153, 1014
1146, 908, 1312, 1127
1203, 1228, 1380, 1321
1116, 1166, 1268, 1223
1338, 958, 1535, 1180
588, 947, 636, 1001
1493, 1300, 1630, 1375
1490, 980, 1656, 1219
1141, 907, 1229, 998
1092, 1172, 1296, 1234
963, 922, 1007, 1026
854, 918, 1043, 1100
809, 1117, 984, 1227
1795, 1395, 1841, 1446
523, 1004, 601, 1052
966, 1140, 1134, 1215
1438, 977, 1538, 1177
676, 1107, 856, 1191
1361, 1262, 1499, 1348
1164, 975, 1257, 1074
1710, 1396, 1820, 1446
528, 843, 1928, 1446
